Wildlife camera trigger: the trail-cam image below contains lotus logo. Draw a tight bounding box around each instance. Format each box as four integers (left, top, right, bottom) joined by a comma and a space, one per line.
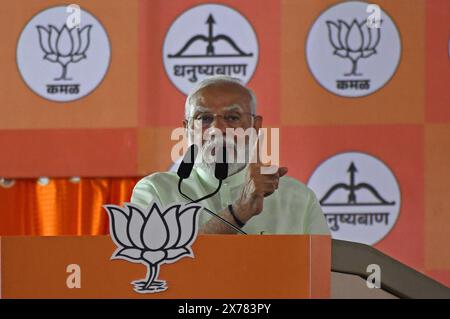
17, 6, 110, 102
326, 19, 381, 76
37, 25, 92, 80
305, 1, 401, 97
104, 201, 202, 293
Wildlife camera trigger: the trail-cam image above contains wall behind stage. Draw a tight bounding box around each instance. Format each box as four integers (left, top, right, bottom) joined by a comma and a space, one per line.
0, 0, 449, 287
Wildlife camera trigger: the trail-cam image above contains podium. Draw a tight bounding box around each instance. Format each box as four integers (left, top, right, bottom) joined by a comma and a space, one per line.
0, 235, 331, 299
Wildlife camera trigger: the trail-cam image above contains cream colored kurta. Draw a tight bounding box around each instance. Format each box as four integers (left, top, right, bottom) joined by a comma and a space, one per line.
131, 166, 330, 235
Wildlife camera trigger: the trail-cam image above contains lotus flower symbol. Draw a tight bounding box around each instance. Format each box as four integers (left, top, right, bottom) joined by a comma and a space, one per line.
326, 19, 381, 76
36, 24, 92, 81
104, 201, 202, 293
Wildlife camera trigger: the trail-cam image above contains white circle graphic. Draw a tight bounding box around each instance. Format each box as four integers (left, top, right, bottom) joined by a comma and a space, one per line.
307, 152, 401, 245
306, 1, 401, 97
163, 4, 259, 95
16, 6, 111, 102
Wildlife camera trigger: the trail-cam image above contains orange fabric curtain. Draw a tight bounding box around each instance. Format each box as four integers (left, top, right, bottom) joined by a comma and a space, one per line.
0, 178, 140, 236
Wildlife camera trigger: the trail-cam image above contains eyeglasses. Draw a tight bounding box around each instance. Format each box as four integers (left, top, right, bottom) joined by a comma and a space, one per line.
188, 111, 256, 128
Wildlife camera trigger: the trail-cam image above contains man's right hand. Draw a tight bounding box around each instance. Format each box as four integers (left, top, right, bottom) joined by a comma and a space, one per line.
233, 131, 288, 224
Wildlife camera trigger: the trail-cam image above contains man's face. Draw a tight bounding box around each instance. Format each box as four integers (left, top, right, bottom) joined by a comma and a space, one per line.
183, 82, 262, 175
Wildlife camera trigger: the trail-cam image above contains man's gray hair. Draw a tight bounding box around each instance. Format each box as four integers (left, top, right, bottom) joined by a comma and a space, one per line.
184, 75, 257, 119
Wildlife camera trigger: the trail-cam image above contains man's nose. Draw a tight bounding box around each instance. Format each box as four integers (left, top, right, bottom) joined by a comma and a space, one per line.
209, 116, 227, 132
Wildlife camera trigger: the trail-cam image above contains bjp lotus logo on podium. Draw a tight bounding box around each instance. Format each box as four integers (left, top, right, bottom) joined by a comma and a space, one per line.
104, 201, 202, 293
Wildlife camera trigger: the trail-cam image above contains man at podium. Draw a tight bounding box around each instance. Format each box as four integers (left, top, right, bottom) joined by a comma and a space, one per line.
131, 76, 330, 236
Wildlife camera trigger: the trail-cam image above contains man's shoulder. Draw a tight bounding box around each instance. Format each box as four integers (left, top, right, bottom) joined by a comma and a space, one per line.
131, 171, 180, 208
279, 175, 314, 196
135, 171, 179, 188
277, 175, 330, 234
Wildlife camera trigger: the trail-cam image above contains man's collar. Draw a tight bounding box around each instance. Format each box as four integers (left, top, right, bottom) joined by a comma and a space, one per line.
195, 165, 247, 189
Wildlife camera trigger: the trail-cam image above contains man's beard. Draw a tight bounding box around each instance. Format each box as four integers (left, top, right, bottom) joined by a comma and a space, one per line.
189, 135, 249, 177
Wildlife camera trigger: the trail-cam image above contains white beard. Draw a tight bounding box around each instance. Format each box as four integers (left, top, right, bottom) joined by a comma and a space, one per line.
190, 135, 249, 177
196, 157, 246, 177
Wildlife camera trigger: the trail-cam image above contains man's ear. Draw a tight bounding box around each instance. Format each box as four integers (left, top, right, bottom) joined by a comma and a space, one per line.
253, 115, 263, 131
183, 120, 188, 129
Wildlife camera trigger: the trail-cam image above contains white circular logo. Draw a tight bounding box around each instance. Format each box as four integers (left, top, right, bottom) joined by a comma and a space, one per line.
16, 6, 111, 102
163, 4, 259, 95
306, 1, 401, 97
307, 152, 401, 245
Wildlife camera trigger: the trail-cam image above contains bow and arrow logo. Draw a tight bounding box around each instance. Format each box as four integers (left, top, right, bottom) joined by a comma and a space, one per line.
167, 14, 253, 58
319, 162, 396, 207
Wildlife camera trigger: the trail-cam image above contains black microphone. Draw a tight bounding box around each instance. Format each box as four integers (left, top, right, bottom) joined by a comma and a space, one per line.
176, 143, 246, 234
177, 143, 228, 202
177, 144, 198, 179
214, 145, 228, 180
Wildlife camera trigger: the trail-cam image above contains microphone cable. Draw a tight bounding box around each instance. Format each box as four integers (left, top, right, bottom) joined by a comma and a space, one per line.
177, 144, 247, 235
178, 178, 246, 235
